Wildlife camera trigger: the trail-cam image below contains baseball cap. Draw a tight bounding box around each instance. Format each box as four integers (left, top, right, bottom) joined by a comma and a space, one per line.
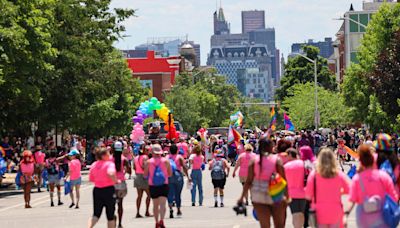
113, 141, 123, 152
68, 149, 79, 156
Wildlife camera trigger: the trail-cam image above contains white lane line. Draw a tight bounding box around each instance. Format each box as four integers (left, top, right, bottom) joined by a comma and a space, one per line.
233, 226, 241, 228
0, 184, 92, 212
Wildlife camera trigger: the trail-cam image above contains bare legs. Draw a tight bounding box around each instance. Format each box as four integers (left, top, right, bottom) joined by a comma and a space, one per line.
23, 183, 32, 208
136, 188, 151, 217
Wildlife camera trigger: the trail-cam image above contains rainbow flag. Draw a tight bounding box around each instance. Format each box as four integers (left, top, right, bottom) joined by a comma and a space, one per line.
268, 107, 277, 131
228, 125, 242, 146
284, 113, 295, 131
230, 111, 244, 128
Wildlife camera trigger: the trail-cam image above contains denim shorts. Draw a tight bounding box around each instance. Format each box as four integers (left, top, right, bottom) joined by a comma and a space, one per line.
70, 177, 82, 186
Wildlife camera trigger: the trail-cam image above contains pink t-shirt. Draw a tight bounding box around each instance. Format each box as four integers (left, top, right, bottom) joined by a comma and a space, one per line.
134, 155, 147, 174
305, 170, 350, 224
177, 142, 189, 158
148, 157, 169, 186
20, 162, 34, 175
284, 160, 306, 199
34, 151, 45, 164
191, 155, 204, 170
349, 169, 398, 204
168, 154, 183, 172
237, 152, 256, 177
253, 154, 278, 181
69, 159, 81, 180
89, 160, 116, 188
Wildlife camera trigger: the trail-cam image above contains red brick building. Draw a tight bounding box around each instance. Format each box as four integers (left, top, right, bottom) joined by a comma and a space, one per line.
126, 51, 182, 101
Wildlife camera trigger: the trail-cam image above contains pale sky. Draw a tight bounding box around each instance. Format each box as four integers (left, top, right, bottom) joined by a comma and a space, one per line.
111, 0, 365, 64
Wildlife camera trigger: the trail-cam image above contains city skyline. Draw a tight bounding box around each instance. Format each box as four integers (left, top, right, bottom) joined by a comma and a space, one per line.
111, 0, 365, 64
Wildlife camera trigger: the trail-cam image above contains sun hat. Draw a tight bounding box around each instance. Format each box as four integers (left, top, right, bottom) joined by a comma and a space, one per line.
68, 149, 79, 156
374, 133, 392, 151
151, 144, 163, 155
113, 141, 123, 152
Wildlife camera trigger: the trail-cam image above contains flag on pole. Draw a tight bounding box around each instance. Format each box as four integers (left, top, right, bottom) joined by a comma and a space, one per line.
228, 125, 242, 146
283, 113, 295, 131
268, 107, 277, 131
230, 111, 244, 128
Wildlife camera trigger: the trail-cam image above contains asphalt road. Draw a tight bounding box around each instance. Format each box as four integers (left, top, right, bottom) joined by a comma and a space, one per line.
0, 167, 357, 228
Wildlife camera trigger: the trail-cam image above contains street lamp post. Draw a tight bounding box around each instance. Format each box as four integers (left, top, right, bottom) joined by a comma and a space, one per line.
294, 53, 319, 130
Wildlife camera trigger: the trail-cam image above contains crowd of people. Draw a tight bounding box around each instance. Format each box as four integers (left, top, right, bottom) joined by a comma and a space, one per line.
1, 127, 400, 228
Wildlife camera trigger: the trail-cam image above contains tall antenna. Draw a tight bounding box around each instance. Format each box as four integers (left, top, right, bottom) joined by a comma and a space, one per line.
220, 0, 222, 8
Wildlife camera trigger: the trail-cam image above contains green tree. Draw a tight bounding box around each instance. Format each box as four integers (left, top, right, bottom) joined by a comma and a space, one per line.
39, 0, 138, 137
342, 3, 400, 131
0, 0, 57, 134
165, 71, 242, 133
276, 45, 336, 101
282, 83, 350, 130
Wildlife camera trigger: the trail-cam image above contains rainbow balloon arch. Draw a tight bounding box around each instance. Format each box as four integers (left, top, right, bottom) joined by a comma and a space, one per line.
130, 97, 179, 143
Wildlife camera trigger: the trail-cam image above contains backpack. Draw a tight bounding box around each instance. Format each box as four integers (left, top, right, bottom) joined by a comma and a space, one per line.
152, 162, 166, 186
211, 159, 225, 180
380, 160, 397, 184
168, 158, 183, 183
178, 147, 185, 155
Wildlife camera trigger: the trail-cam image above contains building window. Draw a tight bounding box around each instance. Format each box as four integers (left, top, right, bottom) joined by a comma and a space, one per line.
359, 14, 369, 32
350, 14, 359, 33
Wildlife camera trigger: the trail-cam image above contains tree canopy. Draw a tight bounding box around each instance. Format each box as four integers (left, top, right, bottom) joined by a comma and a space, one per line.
342, 3, 400, 132
282, 83, 350, 130
0, 0, 144, 137
276, 45, 336, 101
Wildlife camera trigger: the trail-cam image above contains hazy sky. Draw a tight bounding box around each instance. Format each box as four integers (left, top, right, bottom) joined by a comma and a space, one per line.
111, 0, 365, 64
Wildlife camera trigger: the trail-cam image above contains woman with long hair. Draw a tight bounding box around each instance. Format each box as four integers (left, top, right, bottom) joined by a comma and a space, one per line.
88, 147, 118, 228
239, 138, 288, 228
344, 145, 398, 228
19, 150, 35, 208
305, 147, 350, 227
134, 144, 152, 218
189, 145, 204, 207
232, 144, 256, 205
112, 141, 131, 228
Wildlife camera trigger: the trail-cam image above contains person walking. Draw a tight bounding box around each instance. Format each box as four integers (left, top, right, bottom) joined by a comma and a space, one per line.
305, 147, 350, 228
133, 144, 152, 218
45, 151, 63, 207
189, 145, 204, 207
19, 150, 35, 208
112, 141, 131, 228
238, 138, 288, 228
144, 144, 172, 228
344, 145, 399, 228
64, 149, 81, 209
209, 149, 230, 207
284, 148, 306, 228
167, 144, 190, 218
232, 144, 256, 205
88, 147, 118, 228
33, 145, 45, 192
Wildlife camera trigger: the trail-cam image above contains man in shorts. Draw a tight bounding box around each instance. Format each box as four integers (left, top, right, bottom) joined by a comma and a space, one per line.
209, 149, 230, 207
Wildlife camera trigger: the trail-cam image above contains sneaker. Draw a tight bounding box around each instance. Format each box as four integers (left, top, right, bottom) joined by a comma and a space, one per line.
58, 201, 64, 206
75, 205, 79, 209
214, 201, 218, 208
51, 201, 54, 207
169, 209, 174, 219
220, 203, 224, 207
192, 203, 195, 207
69, 203, 75, 208
177, 210, 182, 217
136, 214, 143, 218
38, 188, 42, 193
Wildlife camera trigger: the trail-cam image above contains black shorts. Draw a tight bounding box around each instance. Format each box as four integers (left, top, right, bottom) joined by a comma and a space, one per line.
93, 186, 116, 221
212, 178, 226, 189
149, 184, 169, 199
289, 199, 306, 214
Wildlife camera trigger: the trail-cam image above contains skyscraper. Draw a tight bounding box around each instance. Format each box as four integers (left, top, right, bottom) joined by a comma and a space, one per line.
241, 10, 265, 34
